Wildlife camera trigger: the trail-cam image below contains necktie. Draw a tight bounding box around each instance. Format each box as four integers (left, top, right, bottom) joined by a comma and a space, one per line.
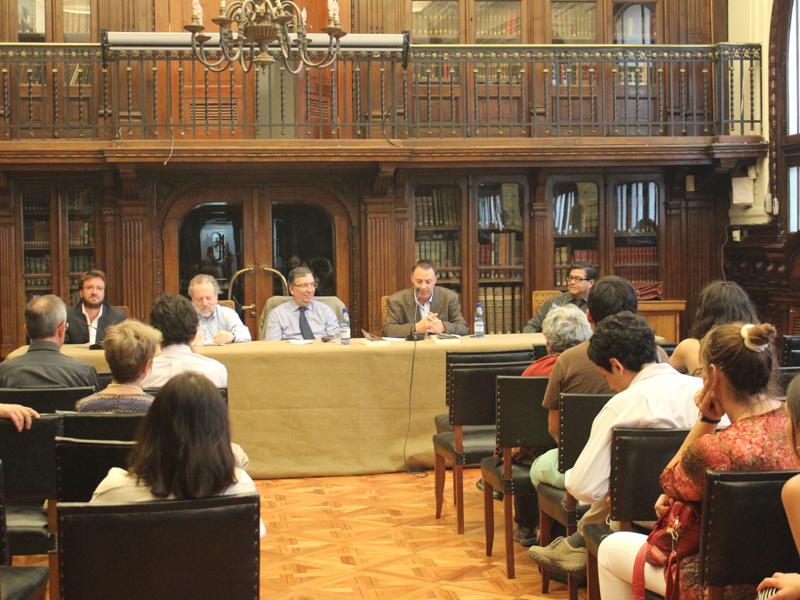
298, 306, 314, 340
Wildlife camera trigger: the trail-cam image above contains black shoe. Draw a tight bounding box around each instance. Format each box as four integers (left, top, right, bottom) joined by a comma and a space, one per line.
475, 478, 503, 500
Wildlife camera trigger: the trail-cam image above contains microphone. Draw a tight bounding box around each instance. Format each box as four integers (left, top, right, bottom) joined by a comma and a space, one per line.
406, 288, 425, 341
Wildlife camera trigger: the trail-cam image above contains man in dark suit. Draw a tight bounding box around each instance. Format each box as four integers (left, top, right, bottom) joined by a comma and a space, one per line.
0, 294, 99, 389
64, 270, 125, 345
381, 260, 468, 338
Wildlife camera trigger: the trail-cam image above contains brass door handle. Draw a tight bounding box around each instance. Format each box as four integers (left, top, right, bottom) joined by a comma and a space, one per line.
241, 304, 256, 311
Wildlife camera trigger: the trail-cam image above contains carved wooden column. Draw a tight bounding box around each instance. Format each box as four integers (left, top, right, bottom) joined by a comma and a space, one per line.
0, 175, 20, 356
530, 170, 551, 291
100, 171, 120, 303
115, 167, 154, 321
363, 166, 398, 333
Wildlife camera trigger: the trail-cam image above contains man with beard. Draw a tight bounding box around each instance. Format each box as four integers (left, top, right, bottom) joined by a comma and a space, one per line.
64, 270, 126, 345
188, 273, 251, 345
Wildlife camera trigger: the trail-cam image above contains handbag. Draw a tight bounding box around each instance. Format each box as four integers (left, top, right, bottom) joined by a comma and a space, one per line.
632, 500, 701, 600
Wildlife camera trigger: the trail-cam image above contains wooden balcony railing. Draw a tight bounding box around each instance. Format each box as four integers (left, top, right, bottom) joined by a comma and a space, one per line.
0, 42, 761, 141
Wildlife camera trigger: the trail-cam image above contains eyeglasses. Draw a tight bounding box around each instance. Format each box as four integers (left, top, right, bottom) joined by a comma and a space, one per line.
292, 282, 317, 290
567, 275, 589, 283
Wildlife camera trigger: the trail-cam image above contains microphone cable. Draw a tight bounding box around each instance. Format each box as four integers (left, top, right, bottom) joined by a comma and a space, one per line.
403, 306, 427, 477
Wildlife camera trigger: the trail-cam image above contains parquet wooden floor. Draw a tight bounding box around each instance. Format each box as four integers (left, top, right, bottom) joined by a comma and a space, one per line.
22, 468, 582, 599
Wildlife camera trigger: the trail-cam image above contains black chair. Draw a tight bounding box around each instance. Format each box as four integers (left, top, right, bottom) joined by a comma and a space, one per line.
96, 373, 113, 389
779, 366, 800, 395
59, 411, 144, 441
536, 393, 612, 600
433, 361, 532, 534
699, 470, 800, 600
481, 376, 555, 578
143, 387, 228, 405
658, 343, 677, 357
0, 387, 94, 414
58, 494, 261, 600
783, 335, 800, 367
55, 437, 136, 503
0, 461, 48, 600
583, 428, 688, 600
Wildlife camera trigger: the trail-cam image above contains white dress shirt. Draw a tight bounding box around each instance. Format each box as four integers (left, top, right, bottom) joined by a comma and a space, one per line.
265, 298, 339, 341
81, 303, 104, 345
197, 304, 252, 343
565, 362, 703, 505
140, 344, 228, 388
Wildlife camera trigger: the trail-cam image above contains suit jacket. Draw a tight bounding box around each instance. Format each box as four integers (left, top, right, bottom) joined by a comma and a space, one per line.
0, 340, 100, 389
381, 287, 469, 337
64, 301, 126, 345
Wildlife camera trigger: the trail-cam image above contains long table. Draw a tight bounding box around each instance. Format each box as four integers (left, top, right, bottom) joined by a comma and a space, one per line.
11, 334, 545, 478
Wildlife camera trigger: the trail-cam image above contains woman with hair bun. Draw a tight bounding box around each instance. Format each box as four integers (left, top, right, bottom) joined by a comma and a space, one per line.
598, 322, 794, 599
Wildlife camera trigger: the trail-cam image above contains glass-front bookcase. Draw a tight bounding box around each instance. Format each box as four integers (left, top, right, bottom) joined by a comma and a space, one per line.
413, 183, 463, 292
612, 179, 660, 285
551, 178, 600, 286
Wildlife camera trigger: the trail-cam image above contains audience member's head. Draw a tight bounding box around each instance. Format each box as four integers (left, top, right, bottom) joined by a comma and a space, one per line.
542, 304, 592, 354
689, 280, 758, 340
700, 322, 778, 403
128, 372, 235, 499
588, 311, 657, 390
188, 273, 221, 318
79, 270, 108, 309
149, 294, 199, 347
785, 376, 800, 464
25, 294, 68, 342
586, 276, 637, 325
102, 320, 162, 385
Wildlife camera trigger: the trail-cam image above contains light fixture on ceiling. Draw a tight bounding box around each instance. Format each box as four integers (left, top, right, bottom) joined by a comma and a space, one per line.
184, 0, 346, 73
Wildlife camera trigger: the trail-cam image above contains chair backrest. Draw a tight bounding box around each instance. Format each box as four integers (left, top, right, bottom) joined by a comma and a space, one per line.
783, 335, 800, 367
143, 388, 228, 406
96, 372, 113, 389
779, 366, 800, 395
495, 376, 556, 451
58, 494, 261, 600
218, 299, 236, 310
609, 428, 688, 522
258, 295, 346, 339
59, 411, 144, 442
445, 350, 536, 408
381, 295, 389, 326
699, 470, 800, 589
0, 415, 63, 501
0, 461, 9, 564
532, 290, 563, 316
557, 393, 613, 472
115, 305, 130, 318
658, 342, 678, 357
450, 362, 532, 426
55, 437, 136, 502
0, 387, 95, 414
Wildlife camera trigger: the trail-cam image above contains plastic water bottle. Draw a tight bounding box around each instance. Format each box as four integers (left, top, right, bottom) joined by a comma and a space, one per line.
339, 308, 351, 345
473, 303, 485, 338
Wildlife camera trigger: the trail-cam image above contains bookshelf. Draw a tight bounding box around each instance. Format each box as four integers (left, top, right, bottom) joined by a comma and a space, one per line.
612, 179, 660, 285
22, 190, 54, 302
65, 187, 97, 305
474, 1, 522, 44
551, 179, 600, 286
413, 183, 463, 290
412, 0, 460, 44
551, 1, 597, 44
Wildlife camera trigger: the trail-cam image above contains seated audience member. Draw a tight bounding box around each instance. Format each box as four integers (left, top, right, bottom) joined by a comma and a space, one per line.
188, 274, 251, 345
0, 294, 99, 389
265, 266, 339, 341
142, 294, 227, 388
513, 304, 593, 546
75, 320, 161, 413
381, 260, 468, 338
598, 322, 793, 599
64, 270, 126, 345
670, 280, 758, 375
758, 377, 800, 599
0, 403, 39, 431
522, 304, 592, 377
523, 263, 597, 333
527, 312, 702, 575
91, 372, 262, 534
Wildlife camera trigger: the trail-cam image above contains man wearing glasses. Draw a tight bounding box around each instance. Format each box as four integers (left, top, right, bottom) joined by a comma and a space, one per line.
522, 263, 597, 333
265, 267, 340, 341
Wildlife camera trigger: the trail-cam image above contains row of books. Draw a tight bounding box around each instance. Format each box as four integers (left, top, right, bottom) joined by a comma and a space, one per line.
478, 232, 523, 266
475, 8, 521, 40
616, 264, 659, 283
552, 63, 596, 87
67, 189, 95, 214
554, 247, 599, 266
413, 9, 459, 41
553, 189, 599, 234
25, 255, 51, 275
436, 270, 462, 283
68, 220, 94, 246
69, 253, 95, 274
478, 284, 524, 334
478, 268, 522, 281
477, 185, 523, 230
615, 246, 658, 264
614, 182, 659, 232
415, 239, 461, 267
22, 197, 50, 215
552, 2, 596, 41
24, 220, 51, 247
415, 188, 461, 227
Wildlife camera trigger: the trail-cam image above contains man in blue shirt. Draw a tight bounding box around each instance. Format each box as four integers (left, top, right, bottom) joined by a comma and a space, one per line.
188, 274, 251, 344
265, 267, 339, 341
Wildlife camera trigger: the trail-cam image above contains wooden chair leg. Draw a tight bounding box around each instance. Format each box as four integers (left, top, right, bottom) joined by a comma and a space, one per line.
484, 482, 494, 556
587, 549, 601, 600
539, 509, 552, 593
455, 462, 465, 534
503, 492, 515, 579
452, 467, 457, 505
47, 500, 59, 600
434, 452, 445, 519
568, 574, 579, 600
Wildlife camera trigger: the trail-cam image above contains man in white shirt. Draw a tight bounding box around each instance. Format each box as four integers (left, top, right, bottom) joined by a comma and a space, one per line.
141, 294, 227, 388
265, 267, 340, 341
188, 274, 251, 344
64, 270, 126, 345
528, 311, 702, 576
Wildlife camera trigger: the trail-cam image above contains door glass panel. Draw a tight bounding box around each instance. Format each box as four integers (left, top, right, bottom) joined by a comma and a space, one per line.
179, 204, 245, 306
551, 1, 596, 44
612, 2, 657, 44
272, 204, 336, 297
412, 0, 460, 44
22, 189, 53, 302
65, 186, 96, 305
475, 1, 521, 44
612, 180, 660, 284
552, 181, 599, 287
18, 0, 45, 42
63, 0, 91, 42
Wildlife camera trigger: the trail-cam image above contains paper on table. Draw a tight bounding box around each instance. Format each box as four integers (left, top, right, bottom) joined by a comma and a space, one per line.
288, 339, 314, 345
